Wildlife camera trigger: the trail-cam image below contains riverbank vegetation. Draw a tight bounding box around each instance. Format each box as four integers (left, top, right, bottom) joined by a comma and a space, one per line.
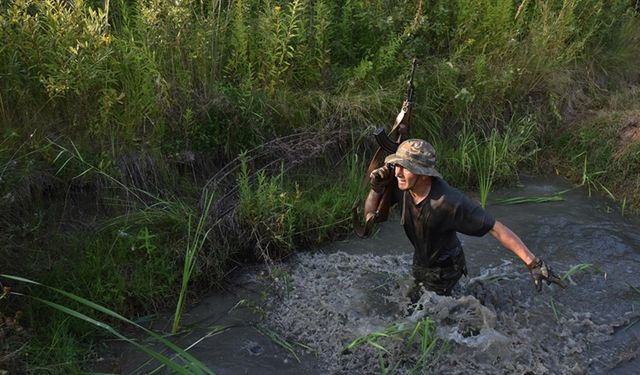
1, 0, 640, 372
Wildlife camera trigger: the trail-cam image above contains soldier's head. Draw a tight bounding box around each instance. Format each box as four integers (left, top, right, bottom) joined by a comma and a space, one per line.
384, 139, 441, 191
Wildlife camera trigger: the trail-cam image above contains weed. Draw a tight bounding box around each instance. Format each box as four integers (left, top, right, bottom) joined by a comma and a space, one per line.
343, 317, 443, 374
254, 324, 313, 362
548, 297, 560, 323
494, 192, 565, 205
562, 263, 594, 280
2, 273, 214, 374
561, 263, 605, 287
237, 153, 299, 259
172, 189, 215, 334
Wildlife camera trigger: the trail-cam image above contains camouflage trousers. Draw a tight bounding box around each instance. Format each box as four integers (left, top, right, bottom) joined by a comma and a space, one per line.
408, 250, 467, 302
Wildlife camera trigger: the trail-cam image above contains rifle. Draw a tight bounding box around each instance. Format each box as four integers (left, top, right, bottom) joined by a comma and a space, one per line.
352, 58, 417, 238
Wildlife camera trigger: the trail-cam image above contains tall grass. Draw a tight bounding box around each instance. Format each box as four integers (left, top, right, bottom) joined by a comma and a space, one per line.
237, 153, 299, 259
1, 274, 214, 374
3, 0, 637, 155
172, 189, 215, 334
438, 116, 538, 206
236, 145, 364, 258
550, 100, 640, 212
470, 129, 501, 208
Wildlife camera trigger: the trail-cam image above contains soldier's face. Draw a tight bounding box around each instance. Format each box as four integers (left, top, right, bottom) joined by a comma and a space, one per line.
395, 164, 418, 190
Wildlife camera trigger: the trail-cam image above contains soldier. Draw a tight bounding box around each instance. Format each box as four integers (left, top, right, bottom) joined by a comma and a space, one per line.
364, 138, 565, 301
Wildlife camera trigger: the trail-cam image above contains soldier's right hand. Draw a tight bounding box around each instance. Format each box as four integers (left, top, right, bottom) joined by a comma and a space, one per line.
370, 164, 394, 194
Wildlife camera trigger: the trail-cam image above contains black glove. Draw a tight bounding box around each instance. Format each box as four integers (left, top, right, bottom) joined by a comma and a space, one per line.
369, 164, 394, 194
527, 258, 567, 292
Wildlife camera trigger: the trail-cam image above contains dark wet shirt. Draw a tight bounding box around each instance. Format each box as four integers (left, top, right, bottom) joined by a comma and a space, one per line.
391, 178, 495, 268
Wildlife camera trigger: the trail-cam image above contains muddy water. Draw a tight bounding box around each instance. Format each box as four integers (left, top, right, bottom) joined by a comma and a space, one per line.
113, 175, 640, 374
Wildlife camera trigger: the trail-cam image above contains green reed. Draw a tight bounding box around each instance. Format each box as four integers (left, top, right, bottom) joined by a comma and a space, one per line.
4, 0, 636, 155
562, 263, 593, 280
548, 297, 561, 323
343, 317, 442, 374
494, 193, 565, 205
237, 153, 298, 258
561, 263, 605, 285
172, 189, 215, 334
406, 317, 443, 375
469, 128, 509, 208
1, 274, 214, 374
254, 324, 313, 363
472, 134, 498, 208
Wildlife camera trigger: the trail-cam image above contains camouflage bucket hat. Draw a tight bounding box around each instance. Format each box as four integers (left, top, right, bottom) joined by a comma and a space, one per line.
384, 139, 442, 178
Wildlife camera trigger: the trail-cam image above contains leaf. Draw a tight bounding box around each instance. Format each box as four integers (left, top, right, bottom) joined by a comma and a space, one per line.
1, 274, 213, 374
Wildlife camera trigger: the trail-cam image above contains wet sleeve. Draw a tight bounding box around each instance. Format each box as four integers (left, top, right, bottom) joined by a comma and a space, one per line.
451, 195, 496, 236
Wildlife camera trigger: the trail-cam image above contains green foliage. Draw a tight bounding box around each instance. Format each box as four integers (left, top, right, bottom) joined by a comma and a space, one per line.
257, 0, 306, 93
2, 273, 215, 374
437, 115, 539, 204
238, 153, 299, 258
306, 0, 332, 84
172, 189, 215, 334
237, 147, 364, 255
293, 150, 364, 243
343, 317, 444, 374
550, 102, 640, 211
44, 227, 176, 316
1, 1, 104, 137
226, 0, 253, 88
2, 0, 638, 157
23, 317, 89, 374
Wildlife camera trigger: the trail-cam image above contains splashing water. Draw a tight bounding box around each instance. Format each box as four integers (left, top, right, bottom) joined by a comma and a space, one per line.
263, 250, 635, 374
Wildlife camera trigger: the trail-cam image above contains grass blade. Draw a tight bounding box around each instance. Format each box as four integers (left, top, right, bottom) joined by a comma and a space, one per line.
1, 274, 214, 375
26, 295, 198, 375
494, 193, 565, 205
561, 263, 595, 280
254, 324, 301, 362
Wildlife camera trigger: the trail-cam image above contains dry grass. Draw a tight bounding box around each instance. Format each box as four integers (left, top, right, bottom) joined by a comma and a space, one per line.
615, 112, 640, 159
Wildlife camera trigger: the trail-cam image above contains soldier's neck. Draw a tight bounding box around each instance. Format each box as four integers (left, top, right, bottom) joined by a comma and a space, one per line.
409, 176, 432, 204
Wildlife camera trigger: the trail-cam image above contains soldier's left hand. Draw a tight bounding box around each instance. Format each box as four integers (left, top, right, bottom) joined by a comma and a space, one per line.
527, 258, 567, 292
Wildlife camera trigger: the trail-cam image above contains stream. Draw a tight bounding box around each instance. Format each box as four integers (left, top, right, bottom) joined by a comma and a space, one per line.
108, 175, 640, 374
